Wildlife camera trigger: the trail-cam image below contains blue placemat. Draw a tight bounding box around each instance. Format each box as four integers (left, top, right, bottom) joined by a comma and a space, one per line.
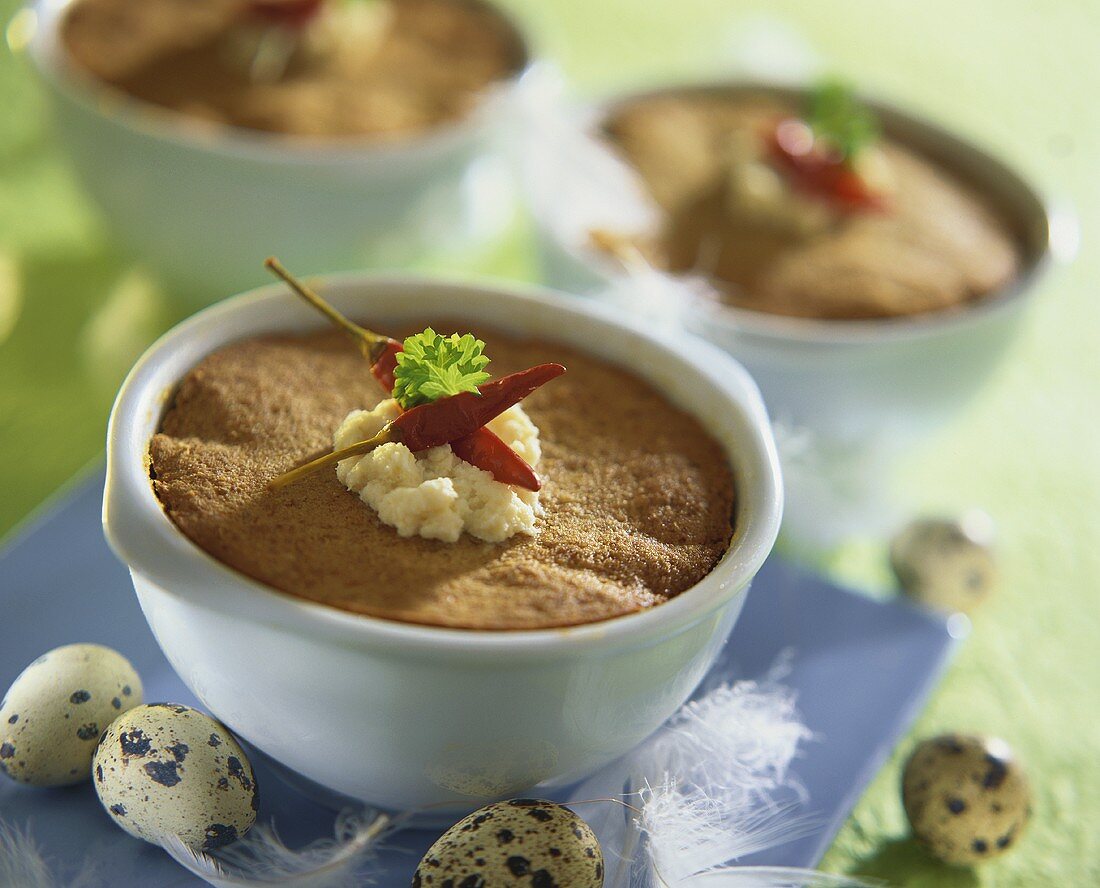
0, 467, 959, 885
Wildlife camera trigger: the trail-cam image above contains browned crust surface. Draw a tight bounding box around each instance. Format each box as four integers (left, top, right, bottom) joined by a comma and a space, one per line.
148, 326, 736, 629
61, 0, 525, 138
604, 93, 1022, 320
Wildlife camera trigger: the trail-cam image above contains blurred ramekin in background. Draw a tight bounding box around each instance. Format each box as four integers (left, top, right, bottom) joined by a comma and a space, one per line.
19, 0, 532, 297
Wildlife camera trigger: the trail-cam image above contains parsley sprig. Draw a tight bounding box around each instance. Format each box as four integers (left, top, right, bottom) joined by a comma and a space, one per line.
807, 80, 879, 163
392, 328, 492, 409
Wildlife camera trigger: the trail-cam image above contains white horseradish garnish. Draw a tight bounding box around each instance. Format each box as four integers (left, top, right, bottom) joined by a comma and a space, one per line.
334, 399, 542, 543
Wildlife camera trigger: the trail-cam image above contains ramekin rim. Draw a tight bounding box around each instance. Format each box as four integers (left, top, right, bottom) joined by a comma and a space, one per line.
103, 272, 783, 657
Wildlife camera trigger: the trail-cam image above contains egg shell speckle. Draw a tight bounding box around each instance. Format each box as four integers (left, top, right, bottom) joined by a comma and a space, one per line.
903, 733, 1030, 866
414, 798, 604, 887
0, 643, 143, 787
93, 703, 258, 850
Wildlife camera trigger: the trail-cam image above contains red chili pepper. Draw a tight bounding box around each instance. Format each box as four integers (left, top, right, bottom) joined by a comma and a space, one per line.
262, 257, 552, 492
247, 0, 325, 29
370, 339, 403, 391
391, 364, 566, 453
270, 365, 564, 491
370, 342, 548, 491
450, 429, 542, 491
766, 120, 887, 212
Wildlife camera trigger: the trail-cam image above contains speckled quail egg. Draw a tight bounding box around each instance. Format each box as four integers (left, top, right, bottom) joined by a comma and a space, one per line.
93, 703, 258, 850
890, 512, 997, 612
903, 733, 1030, 865
414, 798, 604, 887
0, 643, 143, 787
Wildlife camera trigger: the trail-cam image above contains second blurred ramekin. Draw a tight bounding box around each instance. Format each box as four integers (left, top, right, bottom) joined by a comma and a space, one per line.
23, 0, 530, 296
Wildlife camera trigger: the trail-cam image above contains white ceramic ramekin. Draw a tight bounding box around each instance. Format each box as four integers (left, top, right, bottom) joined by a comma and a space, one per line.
103, 274, 782, 813
22, 0, 530, 296
531, 83, 1077, 543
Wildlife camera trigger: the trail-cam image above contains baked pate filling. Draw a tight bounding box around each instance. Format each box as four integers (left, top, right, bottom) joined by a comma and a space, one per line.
61, 0, 525, 139
600, 83, 1021, 320
149, 269, 737, 633
149, 327, 736, 629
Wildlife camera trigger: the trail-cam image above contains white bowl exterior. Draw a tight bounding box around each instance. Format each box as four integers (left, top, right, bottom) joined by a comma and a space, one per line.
131, 570, 745, 810
536, 222, 1028, 451
104, 275, 781, 812
28, 0, 521, 295
687, 302, 1029, 447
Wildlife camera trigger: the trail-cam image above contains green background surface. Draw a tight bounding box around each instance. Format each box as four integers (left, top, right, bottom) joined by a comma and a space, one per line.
1, 1, 1097, 884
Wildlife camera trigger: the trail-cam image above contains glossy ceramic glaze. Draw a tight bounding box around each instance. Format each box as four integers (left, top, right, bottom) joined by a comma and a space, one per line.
103, 274, 782, 813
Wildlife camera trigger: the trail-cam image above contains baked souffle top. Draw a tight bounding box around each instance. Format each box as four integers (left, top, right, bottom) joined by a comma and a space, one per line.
61, 0, 525, 139
149, 326, 736, 630
602, 85, 1022, 320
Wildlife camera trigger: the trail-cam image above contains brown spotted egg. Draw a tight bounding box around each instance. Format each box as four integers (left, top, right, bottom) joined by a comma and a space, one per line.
414, 799, 604, 887
0, 643, 143, 787
93, 703, 258, 850
890, 513, 996, 613
903, 734, 1030, 865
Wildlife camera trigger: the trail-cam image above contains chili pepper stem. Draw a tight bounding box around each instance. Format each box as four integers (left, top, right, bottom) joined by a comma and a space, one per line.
248, 25, 298, 84
264, 257, 390, 363
269, 424, 398, 490
588, 229, 652, 275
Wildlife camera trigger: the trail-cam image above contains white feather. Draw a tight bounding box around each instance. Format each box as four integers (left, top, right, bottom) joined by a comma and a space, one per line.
508, 63, 660, 251
630, 677, 819, 886
504, 65, 723, 334
566, 662, 845, 888
0, 820, 101, 888
562, 658, 873, 887
642, 786, 821, 885
0, 820, 52, 888
639, 678, 814, 802
161, 808, 390, 888
771, 419, 905, 552
596, 265, 721, 333
677, 867, 875, 887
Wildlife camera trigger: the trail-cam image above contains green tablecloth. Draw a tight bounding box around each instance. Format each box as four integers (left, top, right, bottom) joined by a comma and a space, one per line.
1, 1, 1097, 884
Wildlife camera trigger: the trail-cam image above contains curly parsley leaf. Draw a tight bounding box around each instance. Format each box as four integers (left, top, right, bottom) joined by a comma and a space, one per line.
807, 79, 879, 162
392, 327, 492, 409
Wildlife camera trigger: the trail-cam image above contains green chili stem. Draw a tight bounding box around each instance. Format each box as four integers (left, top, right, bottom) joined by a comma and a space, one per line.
264, 256, 390, 364
268, 425, 397, 490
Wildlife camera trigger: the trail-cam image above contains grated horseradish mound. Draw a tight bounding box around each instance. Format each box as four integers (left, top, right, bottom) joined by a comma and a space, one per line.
335, 400, 542, 543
